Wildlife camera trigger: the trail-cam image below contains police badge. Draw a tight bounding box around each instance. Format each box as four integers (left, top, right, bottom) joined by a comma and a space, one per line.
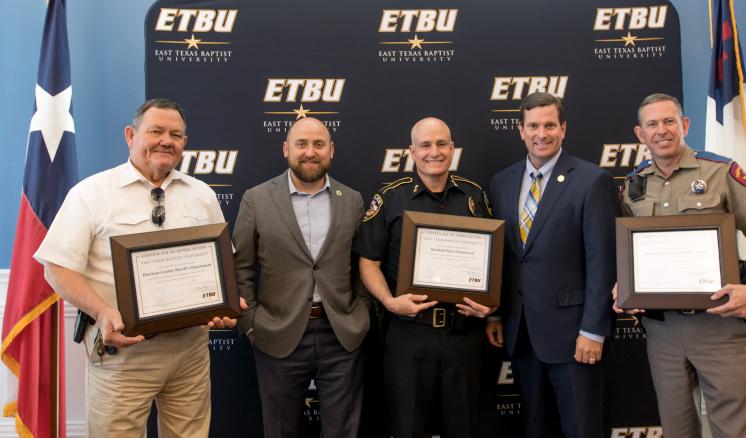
690, 179, 707, 194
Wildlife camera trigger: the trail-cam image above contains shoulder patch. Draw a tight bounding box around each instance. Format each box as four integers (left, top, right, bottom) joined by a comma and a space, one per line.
380, 177, 413, 194
627, 160, 652, 178
363, 194, 384, 222
730, 162, 746, 187
450, 175, 483, 190
695, 150, 731, 164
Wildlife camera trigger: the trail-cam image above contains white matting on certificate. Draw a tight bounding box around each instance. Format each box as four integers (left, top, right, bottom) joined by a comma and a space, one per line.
131, 242, 224, 319
632, 229, 722, 293
412, 227, 491, 292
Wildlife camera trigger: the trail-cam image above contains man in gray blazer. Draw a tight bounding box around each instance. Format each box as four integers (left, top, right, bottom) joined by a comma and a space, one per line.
233, 117, 370, 438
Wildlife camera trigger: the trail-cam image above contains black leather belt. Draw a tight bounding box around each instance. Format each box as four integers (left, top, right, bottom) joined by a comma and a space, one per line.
310, 303, 326, 319
678, 309, 703, 315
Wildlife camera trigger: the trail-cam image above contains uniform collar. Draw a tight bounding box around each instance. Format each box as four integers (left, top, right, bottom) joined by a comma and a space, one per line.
410, 172, 465, 199
641, 146, 698, 177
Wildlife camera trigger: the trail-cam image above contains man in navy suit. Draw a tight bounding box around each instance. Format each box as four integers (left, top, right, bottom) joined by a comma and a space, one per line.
486, 92, 617, 437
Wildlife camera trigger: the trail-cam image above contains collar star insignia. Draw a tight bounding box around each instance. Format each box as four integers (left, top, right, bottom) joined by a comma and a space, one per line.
408, 34, 425, 49
621, 31, 638, 46
184, 34, 202, 49
292, 104, 311, 119
28, 84, 75, 162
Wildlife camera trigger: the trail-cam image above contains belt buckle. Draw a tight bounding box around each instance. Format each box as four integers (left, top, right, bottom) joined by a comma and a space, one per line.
432, 308, 446, 328
680, 309, 697, 315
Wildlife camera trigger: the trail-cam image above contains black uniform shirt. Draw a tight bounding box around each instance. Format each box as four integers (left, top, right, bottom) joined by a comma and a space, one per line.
353, 173, 490, 291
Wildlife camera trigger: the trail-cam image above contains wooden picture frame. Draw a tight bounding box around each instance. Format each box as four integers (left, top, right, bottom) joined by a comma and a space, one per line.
110, 223, 240, 336
396, 211, 505, 306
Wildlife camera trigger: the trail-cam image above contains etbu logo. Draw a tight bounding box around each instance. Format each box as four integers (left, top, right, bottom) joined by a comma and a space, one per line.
491, 76, 568, 100
609, 427, 663, 438
381, 148, 462, 173
179, 150, 238, 175
593, 6, 667, 31
263, 79, 346, 103
378, 9, 458, 33
598, 144, 651, 168
155, 9, 238, 33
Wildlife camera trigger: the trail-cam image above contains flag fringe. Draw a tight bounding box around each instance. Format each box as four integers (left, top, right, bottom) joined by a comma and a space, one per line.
1, 292, 61, 376
728, 0, 746, 134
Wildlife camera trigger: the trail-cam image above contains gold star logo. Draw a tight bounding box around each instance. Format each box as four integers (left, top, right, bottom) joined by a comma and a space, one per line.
621, 31, 638, 46
264, 106, 339, 119
184, 34, 202, 49
380, 35, 452, 49
595, 32, 663, 46
292, 104, 311, 119
408, 34, 425, 49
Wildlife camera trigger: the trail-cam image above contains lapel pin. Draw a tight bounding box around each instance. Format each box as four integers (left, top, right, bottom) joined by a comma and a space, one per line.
557, 175, 565, 183
336, 190, 342, 196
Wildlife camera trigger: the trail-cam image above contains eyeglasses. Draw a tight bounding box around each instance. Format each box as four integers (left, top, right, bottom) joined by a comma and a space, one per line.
151, 187, 165, 227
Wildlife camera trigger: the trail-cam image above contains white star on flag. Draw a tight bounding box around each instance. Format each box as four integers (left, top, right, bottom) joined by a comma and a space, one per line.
28, 84, 75, 162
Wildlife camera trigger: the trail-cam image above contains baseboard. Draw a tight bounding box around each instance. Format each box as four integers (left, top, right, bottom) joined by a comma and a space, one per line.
0, 419, 86, 437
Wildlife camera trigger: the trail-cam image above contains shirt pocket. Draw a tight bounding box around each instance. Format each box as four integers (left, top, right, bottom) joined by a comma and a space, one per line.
677, 194, 722, 213
627, 199, 654, 217
113, 212, 151, 226
180, 204, 211, 225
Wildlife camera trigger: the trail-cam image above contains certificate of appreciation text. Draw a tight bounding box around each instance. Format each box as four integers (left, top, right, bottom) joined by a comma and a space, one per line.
632, 229, 722, 293
412, 227, 491, 292
131, 242, 223, 318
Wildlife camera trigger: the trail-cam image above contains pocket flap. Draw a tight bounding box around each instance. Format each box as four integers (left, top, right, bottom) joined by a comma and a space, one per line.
677, 195, 720, 212
558, 289, 584, 306
113, 213, 150, 225
628, 199, 654, 217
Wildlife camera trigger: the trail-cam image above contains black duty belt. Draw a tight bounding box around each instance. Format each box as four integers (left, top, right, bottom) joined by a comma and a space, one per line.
400, 306, 456, 328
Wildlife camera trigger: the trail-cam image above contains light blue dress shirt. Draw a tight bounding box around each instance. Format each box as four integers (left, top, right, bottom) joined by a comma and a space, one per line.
288, 171, 331, 303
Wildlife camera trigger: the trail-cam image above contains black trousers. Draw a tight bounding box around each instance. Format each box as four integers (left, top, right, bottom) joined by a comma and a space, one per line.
384, 316, 484, 438
253, 316, 364, 438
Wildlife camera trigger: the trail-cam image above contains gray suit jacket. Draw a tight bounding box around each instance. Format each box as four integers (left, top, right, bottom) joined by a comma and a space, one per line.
233, 171, 370, 358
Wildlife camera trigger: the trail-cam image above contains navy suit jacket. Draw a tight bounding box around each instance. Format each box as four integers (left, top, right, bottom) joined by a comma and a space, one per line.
489, 151, 617, 363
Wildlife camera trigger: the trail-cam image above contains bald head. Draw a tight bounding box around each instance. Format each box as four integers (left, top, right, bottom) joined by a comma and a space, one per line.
411, 117, 451, 146
408, 117, 454, 182
286, 117, 331, 143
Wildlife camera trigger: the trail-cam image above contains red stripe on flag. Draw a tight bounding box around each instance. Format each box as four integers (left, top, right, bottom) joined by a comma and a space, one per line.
723, 20, 733, 40
2, 194, 66, 438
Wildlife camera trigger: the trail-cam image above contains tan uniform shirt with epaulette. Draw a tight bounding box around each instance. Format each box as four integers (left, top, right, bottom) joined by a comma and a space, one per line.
622, 147, 746, 233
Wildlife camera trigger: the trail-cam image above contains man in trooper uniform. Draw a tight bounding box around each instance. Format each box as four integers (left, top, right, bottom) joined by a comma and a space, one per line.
615, 93, 746, 438
354, 117, 494, 437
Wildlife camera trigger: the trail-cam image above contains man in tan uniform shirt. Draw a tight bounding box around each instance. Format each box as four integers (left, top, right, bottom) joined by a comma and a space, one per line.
616, 93, 746, 438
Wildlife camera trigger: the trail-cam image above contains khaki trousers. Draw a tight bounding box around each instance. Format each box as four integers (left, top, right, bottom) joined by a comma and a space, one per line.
86, 325, 211, 438
645, 312, 746, 438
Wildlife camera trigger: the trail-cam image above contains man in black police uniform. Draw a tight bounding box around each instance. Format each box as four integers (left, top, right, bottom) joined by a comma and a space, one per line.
355, 117, 495, 438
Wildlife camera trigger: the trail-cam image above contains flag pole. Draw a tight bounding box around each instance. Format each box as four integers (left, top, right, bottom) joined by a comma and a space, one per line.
50, 300, 59, 438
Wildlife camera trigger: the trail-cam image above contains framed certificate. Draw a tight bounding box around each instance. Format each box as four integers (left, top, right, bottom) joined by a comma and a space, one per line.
110, 223, 240, 336
616, 213, 738, 309
396, 211, 505, 306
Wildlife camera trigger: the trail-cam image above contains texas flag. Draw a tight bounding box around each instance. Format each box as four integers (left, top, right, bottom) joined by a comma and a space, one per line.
1, 0, 77, 436
705, 0, 746, 162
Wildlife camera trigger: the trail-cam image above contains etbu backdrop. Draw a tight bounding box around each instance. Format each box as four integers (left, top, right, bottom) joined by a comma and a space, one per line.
146, 1, 680, 437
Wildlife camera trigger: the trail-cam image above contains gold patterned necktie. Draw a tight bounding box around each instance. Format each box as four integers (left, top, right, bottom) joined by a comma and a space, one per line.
519, 172, 543, 246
